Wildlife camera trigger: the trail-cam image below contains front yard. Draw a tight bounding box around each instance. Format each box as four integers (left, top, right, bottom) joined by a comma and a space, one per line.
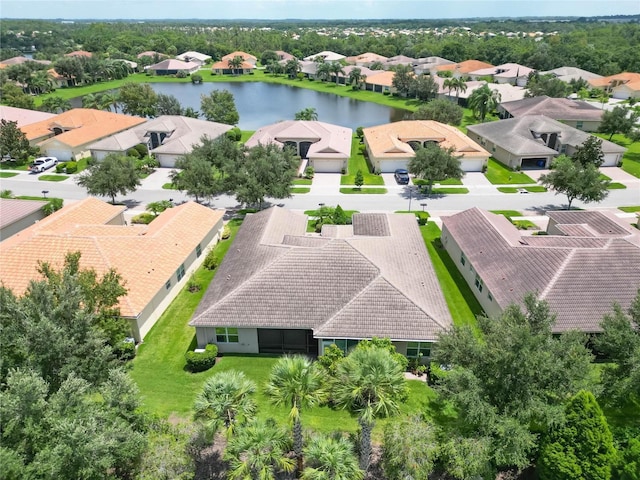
484, 158, 537, 185
340, 135, 385, 185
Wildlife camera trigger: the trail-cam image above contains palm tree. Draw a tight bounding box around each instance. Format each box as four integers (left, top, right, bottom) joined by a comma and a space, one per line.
443, 77, 456, 98
40, 96, 72, 113
284, 59, 301, 79
316, 62, 332, 83
194, 370, 256, 440
225, 419, 295, 480
82, 93, 100, 109
99, 91, 119, 113
265, 355, 327, 475
332, 347, 406, 472
301, 434, 364, 480
29, 70, 53, 94
329, 61, 345, 84
348, 67, 363, 89
294, 107, 318, 121
452, 77, 468, 102
229, 55, 244, 75
468, 84, 501, 122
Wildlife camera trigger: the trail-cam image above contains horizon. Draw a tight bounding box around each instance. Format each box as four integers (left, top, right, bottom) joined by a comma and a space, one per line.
2, 0, 639, 21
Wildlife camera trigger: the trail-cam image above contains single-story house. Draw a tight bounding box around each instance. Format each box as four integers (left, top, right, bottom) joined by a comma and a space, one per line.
88, 115, 232, 167
441, 208, 640, 334
211, 59, 256, 75
303, 51, 346, 62
540, 66, 603, 84
0, 56, 51, 69
113, 59, 138, 71
412, 56, 455, 75
275, 51, 295, 62
0, 198, 48, 241
64, 50, 92, 58
442, 81, 527, 107
469, 63, 535, 86
363, 120, 490, 173
137, 51, 168, 60
47, 68, 73, 88
589, 72, 640, 99
330, 65, 378, 85
146, 59, 200, 76
299, 60, 318, 79
345, 52, 389, 67
189, 207, 452, 357
21, 108, 146, 161
245, 120, 352, 173
0, 105, 55, 128
382, 55, 415, 70
498, 96, 604, 132
364, 70, 396, 93
176, 51, 211, 66
436, 59, 494, 76
221, 51, 257, 66
0, 197, 225, 341
466, 115, 626, 169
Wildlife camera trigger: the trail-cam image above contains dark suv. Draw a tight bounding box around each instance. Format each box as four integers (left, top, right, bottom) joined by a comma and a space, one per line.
394, 168, 410, 185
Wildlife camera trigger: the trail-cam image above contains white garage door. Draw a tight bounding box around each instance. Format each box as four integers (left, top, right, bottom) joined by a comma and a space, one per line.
45, 148, 73, 162
155, 154, 178, 168
379, 160, 409, 173
460, 159, 485, 172
312, 158, 344, 173
601, 153, 620, 167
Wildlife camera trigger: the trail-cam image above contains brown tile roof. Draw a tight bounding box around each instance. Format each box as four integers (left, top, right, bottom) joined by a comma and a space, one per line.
190, 208, 452, 341
0, 198, 223, 318
365, 70, 396, 87
65, 50, 92, 58
21, 108, 146, 147
0, 105, 55, 127
436, 59, 494, 74
221, 51, 257, 62
363, 120, 490, 159
211, 60, 255, 70
442, 208, 640, 333
589, 72, 640, 88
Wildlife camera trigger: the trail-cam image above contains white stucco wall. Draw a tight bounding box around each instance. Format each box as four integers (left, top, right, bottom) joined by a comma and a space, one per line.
195, 327, 260, 353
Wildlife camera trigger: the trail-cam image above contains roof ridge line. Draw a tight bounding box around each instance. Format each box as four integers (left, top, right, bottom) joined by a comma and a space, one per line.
539, 248, 576, 301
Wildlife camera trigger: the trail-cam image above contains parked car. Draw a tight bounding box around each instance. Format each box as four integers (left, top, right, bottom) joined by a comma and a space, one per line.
394, 168, 410, 185
517, 188, 529, 194
29, 156, 58, 173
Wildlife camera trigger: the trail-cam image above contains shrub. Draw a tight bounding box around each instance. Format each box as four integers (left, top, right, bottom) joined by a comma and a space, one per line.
221, 225, 231, 239
136, 156, 159, 174
317, 343, 345, 377
191, 73, 203, 84
42, 198, 63, 216
186, 273, 201, 293
481, 163, 488, 173
131, 212, 155, 224
226, 127, 242, 141
359, 144, 366, 154
356, 126, 364, 139
383, 91, 390, 95
203, 249, 220, 270
185, 344, 218, 372
1, 189, 13, 198
134, 143, 149, 158
64, 161, 78, 174
341, 167, 346, 175
175, 70, 187, 78
55, 162, 67, 173
304, 166, 315, 179
114, 338, 136, 361
126, 147, 139, 158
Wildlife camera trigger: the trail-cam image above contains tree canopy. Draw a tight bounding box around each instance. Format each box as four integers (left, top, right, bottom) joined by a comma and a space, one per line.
408, 142, 464, 195
599, 105, 640, 140
0, 119, 36, 164
412, 98, 464, 125
76, 153, 141, 203
118, 82, 158, 117
200, 89, 239, 125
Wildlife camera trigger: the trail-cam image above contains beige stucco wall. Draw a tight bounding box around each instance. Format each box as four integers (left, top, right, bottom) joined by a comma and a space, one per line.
467, 131, 554, 169
561, 120, 601, 132
129, 215, 223, 342
195, 327, 260, 353
0, 209, 46, 241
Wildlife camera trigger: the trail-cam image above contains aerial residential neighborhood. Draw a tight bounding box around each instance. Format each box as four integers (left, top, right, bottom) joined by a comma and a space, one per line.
1, 5, 639, 480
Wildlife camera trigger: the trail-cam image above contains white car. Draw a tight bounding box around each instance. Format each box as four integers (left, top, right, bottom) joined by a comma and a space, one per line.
29, 156, 58, 173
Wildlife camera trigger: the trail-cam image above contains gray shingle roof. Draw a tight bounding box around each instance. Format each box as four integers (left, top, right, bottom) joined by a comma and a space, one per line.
500, 96, 603, 122
443, 208, 640, 333
191, 208, 452, 341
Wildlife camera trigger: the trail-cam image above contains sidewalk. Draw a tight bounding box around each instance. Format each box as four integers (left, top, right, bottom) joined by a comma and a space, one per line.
139, 167, 174, 190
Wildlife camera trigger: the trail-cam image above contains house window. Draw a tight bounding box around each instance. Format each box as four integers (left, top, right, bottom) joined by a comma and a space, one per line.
576, 121, 584, 130
460, 253, 466, 266
406, 342, 431, 358
474, 275, 483, 292
322, 339, 359, 354
492, 146, 496, 153
196, 244, 202, 258
488, 292, 493, 302
216, 327, 239, 343
176, 264, 186, 281
165, 279, 171, 290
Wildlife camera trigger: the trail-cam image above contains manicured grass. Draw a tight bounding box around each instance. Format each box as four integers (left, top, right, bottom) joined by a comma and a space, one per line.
0, 161, 29, 171
608, 182, 627, 189
395, 210, 430, 220
162, 182, 177, 190
38, 175, 69, 182
0, 172, 19, 178
420, 222, 483, 331
512, 220, 539, 230
76, 157, 89, 173
291, 187, 310, 194
498, 186, 547, 193
414, 178, 464, 186
619, 206, 640, 212
595, 133, 640, 179
240, 130, 255, 143
430, 187, 469, 194
599, 173, 612, 181
484, 159, 536, 185
339, 187, 388, 194
292, 178, 312, 185
341, 136, 385, 185
490, 210, 523, 217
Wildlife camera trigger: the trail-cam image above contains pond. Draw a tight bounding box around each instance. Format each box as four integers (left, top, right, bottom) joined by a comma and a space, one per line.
72, 82, 410, 130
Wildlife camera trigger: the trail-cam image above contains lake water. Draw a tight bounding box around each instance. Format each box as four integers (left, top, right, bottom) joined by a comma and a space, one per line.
73, 82, 410, 130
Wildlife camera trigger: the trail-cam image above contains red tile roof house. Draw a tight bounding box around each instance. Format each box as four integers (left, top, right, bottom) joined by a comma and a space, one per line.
441, 208, 640, 334
222, 51, 258, 66
20, 108, 146, 161
363, 120, 490, 173
245, 120, 352, 173
497, 95, 604, 132
0, 197, 225, 341
189, 207, 452, 357
466, 115, 626, 169
211, 51, 258, 75
345, 52, 389, 68
590, 72, 640, 100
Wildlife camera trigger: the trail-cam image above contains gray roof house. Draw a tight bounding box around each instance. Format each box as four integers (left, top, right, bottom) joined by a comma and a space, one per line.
466, 115, 626, 169
468, 63, 535, 86
540, 66, 603, 84
245, 121, 352, 173
441, 208, 640, 333
498, 96, 604, 132
88, 115, 232, 167
189, 207, 452, 357
146, 59, 200, 76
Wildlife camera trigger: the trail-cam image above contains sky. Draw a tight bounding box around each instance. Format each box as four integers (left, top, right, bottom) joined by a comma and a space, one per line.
1, 0, 639, 20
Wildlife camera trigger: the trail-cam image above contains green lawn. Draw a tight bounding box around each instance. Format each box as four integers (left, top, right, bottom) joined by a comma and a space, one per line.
498, 186, 547, 193
608, 182, 627, 190
594, 133, 640, 179
291, 187, 310, 194
0, 161, 30, 171
490, 210, 523, 217
484, 159, 536, 185
38, 175, 69, 182
162, 183, 177, 190
618, 206, 640, 213
0, 172, 19, 178
240, 130, 255, 143
430, 187, 469, 194
512, 220, 539, 230
292, 178, 312, 185
414, 178, 464, 186
420, 222, 483, 331
395, 210, 430, 220
341, 136, 385, 185
339, 187, 388, 194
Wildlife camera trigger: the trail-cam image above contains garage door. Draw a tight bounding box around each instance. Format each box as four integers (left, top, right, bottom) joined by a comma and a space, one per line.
379, 160, 409, 173
311, 158, 344, 173
601, 153, 619, 167
460, 159, 485, 172
45, 148, 73, 162
521, 157, 548, 169
155, 154, 177, 168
